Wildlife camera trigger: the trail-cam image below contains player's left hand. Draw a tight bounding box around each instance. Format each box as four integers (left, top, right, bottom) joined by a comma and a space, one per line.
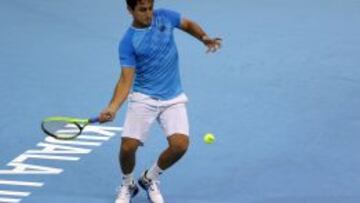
202, 36, 222, 53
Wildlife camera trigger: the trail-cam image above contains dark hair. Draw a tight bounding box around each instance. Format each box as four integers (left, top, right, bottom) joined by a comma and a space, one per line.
126, 0, 154, 10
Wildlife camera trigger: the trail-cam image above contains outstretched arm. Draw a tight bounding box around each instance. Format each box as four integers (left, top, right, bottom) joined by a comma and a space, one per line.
180, 18, 222, 53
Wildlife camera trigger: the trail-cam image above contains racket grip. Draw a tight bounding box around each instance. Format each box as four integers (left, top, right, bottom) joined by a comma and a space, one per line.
89, 117, 100, 123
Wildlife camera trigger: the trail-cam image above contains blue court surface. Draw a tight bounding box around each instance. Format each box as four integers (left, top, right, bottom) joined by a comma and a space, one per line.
1, 0, 360, 203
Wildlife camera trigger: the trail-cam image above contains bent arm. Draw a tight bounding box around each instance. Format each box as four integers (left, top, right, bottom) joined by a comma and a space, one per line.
179, 18, 208, 43
179, 18, 222, 53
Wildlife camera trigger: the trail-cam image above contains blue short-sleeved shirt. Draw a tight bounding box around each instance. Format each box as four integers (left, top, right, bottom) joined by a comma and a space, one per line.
119, 9, 183, 100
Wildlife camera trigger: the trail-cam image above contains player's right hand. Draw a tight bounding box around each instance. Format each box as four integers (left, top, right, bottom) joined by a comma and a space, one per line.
99, 107, 116, 123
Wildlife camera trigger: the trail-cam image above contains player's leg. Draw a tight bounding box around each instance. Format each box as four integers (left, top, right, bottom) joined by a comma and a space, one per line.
157, 133, 189, 170
139, 100, 189, 203
119, 137, 141, 184
138, 134, 188, 203
116, 93, 158, 203
156, 100, 190, 172
115, 138, 141, 203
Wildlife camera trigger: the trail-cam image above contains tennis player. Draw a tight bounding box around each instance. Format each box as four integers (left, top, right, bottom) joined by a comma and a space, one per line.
99, 0, 221, 202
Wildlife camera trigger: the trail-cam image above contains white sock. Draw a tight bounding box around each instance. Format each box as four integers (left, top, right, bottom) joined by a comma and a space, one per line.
146, 162, 163, 181
122, 173, 134, 186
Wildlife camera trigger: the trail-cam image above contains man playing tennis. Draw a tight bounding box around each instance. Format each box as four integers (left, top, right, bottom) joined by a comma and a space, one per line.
99, 0, 221, 202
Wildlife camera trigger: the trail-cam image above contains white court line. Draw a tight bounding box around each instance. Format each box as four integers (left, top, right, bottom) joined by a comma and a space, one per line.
0, 190, 30, 197
0, 180, 43, 187
0, 197, 21, 203
78, 135, 110, 141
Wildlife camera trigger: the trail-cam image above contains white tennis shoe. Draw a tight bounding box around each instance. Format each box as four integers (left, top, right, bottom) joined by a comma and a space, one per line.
115, 183, 139, 203
138, 171, 164, 203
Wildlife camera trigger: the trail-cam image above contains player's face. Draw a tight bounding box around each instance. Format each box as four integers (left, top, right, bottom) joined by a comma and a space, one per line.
129, 0, 154, 28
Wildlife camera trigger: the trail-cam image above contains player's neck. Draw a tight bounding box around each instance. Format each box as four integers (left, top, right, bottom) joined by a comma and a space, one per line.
132, 21, 151, 29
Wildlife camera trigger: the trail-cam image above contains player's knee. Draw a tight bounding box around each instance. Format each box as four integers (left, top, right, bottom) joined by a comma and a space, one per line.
121, 138, 140, 154
169, 134, 189, 154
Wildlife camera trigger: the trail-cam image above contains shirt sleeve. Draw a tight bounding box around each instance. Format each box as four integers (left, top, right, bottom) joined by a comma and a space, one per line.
119, 34, 136, 68
161, 9, 181, 28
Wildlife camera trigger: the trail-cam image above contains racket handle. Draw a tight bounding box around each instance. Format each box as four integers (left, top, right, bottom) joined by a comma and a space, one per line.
88, 117, 100, 123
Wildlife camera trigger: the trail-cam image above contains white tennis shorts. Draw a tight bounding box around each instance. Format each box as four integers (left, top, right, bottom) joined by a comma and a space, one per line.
122, 92, 189, 143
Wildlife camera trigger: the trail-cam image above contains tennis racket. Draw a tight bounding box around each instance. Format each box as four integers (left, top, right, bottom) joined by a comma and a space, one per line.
41, 116, 100, 140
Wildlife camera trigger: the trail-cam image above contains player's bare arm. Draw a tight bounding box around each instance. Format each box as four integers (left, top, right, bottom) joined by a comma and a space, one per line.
180, 18, 222, 53
99, 67, 135, 123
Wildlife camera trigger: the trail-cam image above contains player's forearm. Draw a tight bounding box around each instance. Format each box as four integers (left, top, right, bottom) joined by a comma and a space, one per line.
181, 19, 208, 43
108, 78, 132, 111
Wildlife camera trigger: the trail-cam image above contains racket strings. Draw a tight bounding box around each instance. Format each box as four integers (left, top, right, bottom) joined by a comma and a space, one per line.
42, 121, 81, 139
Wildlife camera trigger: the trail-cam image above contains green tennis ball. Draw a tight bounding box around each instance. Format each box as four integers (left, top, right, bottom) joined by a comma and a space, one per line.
203, 133, 215, 144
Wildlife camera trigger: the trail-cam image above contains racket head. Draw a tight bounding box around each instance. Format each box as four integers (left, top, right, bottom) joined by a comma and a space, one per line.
41, 117, 89, 140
